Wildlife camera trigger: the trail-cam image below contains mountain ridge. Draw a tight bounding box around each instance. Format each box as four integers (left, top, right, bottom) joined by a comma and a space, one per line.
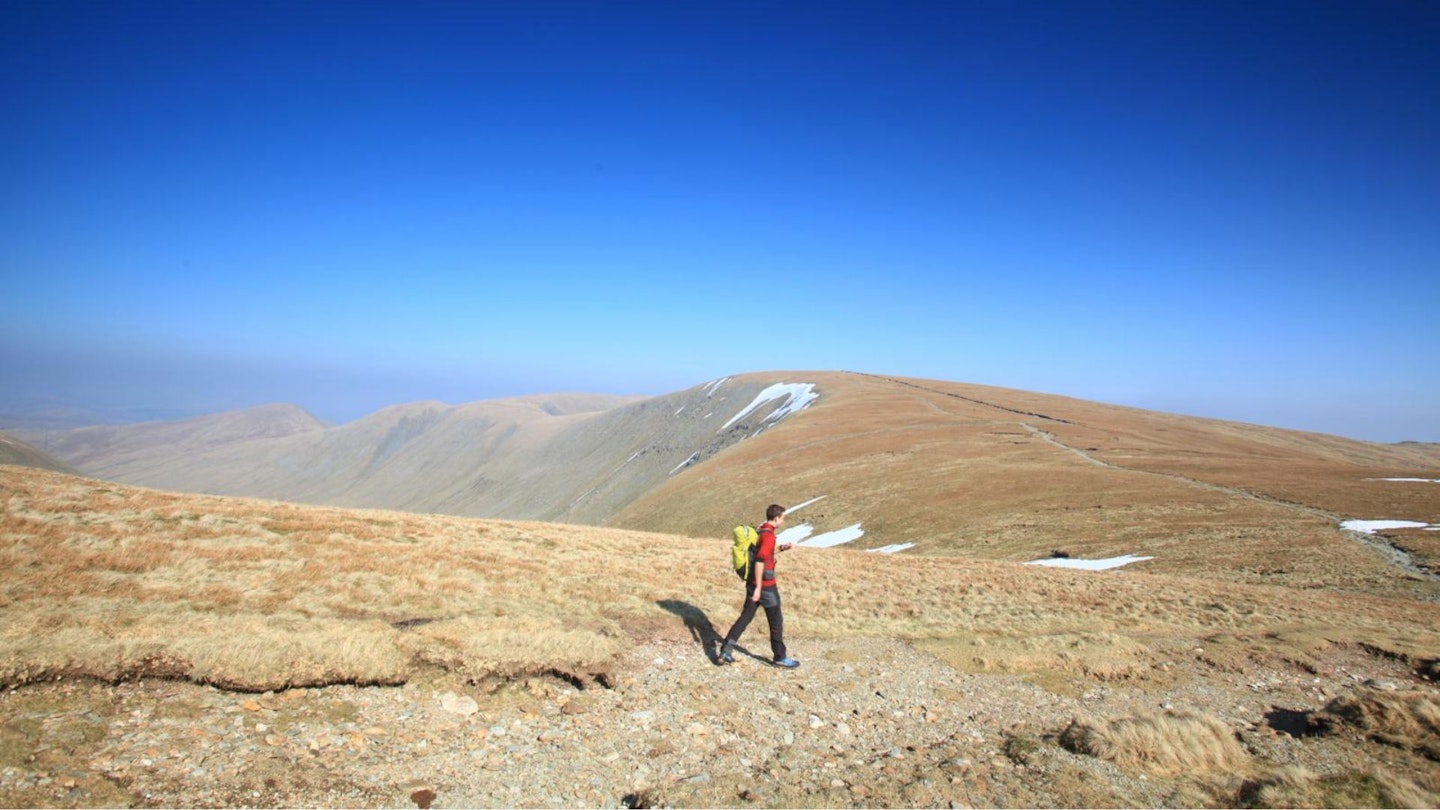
25, 371, 1440, 602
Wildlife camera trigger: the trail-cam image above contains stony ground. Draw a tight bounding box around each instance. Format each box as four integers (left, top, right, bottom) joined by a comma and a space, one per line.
2, 629, 1437, 809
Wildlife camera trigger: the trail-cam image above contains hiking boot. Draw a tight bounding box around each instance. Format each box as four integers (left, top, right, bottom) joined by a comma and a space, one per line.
774, 657, 800, 669
719, 644, 736, 665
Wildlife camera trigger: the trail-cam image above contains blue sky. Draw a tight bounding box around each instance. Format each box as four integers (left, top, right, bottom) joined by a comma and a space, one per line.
2, 0, 1437, 441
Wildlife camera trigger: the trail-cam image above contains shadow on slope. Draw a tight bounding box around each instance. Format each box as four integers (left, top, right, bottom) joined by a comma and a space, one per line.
656, 600, 722, 664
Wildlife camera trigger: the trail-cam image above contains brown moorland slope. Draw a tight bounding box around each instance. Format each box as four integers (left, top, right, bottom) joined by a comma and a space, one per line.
22, 371, 1440, 601
616, 372, 1440, 600
3, 464, 1440, 808
5, 464, 1438, 693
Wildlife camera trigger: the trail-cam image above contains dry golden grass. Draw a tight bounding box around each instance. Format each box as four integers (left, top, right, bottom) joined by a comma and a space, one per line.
615, 372, 1440, 602
1309, 688, 1440, 761
917, 632, 1170, 696
1390, 529, 1440, 577
1058, 709, 1250, 775
4, 464, 1440, 693
1237, 765, 1438, 809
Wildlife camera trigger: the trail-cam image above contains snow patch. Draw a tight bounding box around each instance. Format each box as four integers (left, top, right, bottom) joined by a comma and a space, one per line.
702, 377, 730, 397
674, 405, 685, 416
720, 383, 818, 432
771, 504, 897, 553
868, 543, 916, 554
777, 524, 814, 545
1341, 519, 1431, 534
1366, 477, 1440, 484
668, 452, 699, 475
787, 496, 827, 514
1026, 554, 1153, 571
795, 523, 865, 548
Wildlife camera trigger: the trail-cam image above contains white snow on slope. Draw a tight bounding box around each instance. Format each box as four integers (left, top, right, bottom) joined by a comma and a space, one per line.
777, 524, 814, 545
788, 495, 827, 514
776, 518, 899, 552
796, 523, 865, 548
868, 543, 916, 554
720, 383, 818, 432
1341, 519, 1431, 534
1026, 554, 1153, 571
668, 452, 699, 475
674, 405, 685, 416
702, 377, 730, 397
1367, 478, 1440, 484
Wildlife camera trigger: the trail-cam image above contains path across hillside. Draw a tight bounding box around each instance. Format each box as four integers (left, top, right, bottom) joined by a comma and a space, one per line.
3, 631, 1433, 808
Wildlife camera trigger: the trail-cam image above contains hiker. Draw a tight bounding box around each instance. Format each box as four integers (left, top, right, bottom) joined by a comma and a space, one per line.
720, 504, 799, 668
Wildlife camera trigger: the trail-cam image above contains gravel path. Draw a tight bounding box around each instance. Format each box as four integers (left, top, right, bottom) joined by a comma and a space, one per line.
1, 633, 1432, 808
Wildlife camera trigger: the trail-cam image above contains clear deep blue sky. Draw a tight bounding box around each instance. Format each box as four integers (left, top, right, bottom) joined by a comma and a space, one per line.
3, 0, 1437, 441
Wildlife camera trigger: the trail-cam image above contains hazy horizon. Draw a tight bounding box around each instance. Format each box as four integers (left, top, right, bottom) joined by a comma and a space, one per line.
4, 1, 1437, 443
2, 343, 1434, 445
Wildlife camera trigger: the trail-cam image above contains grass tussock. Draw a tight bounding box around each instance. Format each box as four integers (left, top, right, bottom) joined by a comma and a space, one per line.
4, 465, 1440, 693
1237, 765, 1438, 809
1058, 709, 1249, 775
1309, 688, 1440, 761
398, 617, 619, 686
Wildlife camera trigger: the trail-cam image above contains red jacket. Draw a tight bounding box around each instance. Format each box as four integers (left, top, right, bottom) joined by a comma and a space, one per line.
755, 522, 778, 587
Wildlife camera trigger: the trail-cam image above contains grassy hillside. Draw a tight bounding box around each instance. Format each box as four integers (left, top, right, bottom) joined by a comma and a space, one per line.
615, 372, 1440, 601
33, 371, 1440, 605
6, 464, 1440, 807
21, 371, 1440, 605
4, 465, 1438, 694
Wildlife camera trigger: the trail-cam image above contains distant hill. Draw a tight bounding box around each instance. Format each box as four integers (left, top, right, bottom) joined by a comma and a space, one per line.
0, 431, 81, 475
32, 371, 1440, 601
28, 384, 804, 522
13, 403, 330, 479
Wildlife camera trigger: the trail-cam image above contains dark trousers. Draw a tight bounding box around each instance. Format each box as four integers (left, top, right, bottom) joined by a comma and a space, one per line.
723, 583, 786, 660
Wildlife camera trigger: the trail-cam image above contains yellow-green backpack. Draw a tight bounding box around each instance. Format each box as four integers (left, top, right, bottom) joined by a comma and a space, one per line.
731, 525, 759, 580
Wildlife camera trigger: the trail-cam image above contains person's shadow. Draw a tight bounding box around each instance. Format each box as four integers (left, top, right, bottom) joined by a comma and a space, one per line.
656, 600, 726, 664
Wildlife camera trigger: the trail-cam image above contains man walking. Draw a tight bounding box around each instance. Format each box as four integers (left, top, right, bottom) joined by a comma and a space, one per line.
720, 504, 799, 668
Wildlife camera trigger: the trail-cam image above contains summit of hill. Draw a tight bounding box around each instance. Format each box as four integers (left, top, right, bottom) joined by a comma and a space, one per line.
32, 370, 1440, 600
